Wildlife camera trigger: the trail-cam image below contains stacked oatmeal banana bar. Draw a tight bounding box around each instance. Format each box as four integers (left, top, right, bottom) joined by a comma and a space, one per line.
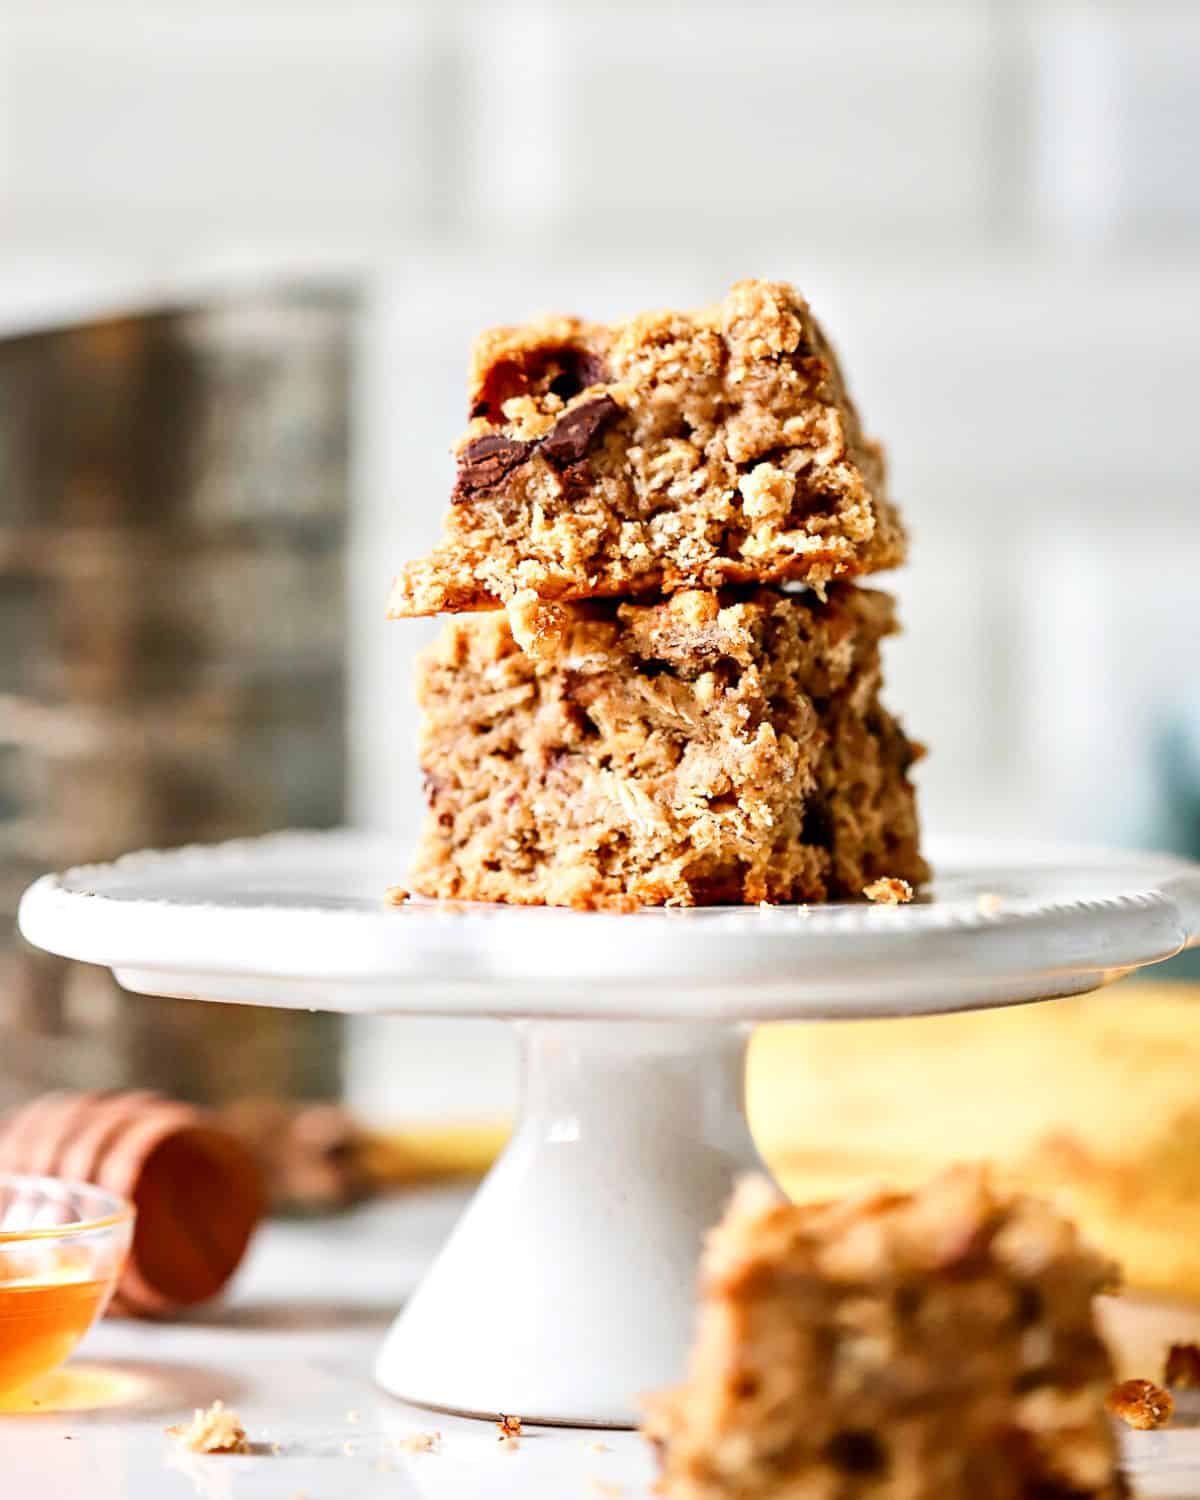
390, 280, 927, 908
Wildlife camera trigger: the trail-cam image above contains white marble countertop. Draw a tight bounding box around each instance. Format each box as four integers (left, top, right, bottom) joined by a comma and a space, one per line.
2, 1187, 1196, 1499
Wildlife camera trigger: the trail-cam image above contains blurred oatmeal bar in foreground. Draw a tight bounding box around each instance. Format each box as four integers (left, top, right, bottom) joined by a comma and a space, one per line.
408, 584, 925, 909
388, 280, 905, 615
644, 1166, 1124, 1500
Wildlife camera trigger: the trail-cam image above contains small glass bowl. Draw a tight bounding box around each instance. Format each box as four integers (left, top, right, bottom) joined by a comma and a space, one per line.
0, 1175, 134, 1398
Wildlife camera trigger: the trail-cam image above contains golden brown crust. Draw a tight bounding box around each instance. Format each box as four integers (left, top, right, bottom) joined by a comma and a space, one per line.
646, 1167, 1123, 1500
1106, 1379, 1174, 1430
407, 585, 926, 909
390, 280, 905, 616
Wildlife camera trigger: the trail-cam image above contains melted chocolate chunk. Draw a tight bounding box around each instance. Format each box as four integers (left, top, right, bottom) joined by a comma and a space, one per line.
453, 390, 620, 503
825, 1430, 887, 1476
540, 394, 622, 468
470, 360, 527, 421
552, 459, 598, 507
548, 349, 610, 402
452, 433, 532, 502
471, 346, 610, 420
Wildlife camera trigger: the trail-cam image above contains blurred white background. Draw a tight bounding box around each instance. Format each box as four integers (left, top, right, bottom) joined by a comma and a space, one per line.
2, 0, 1197, 1114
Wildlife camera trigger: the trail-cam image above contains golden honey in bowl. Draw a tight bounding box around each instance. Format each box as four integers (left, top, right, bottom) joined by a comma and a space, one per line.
0, 1176, 133, 1402
0, 1277, 114, 1398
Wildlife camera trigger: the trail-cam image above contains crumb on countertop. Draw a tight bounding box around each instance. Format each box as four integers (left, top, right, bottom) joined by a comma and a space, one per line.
384, 885, 410, 907
497, 1413, 522, 1438
1106, 1378, 1174, 1429
165, 1401, 251, 1455
863, 876, 913, 905
1164, 1342, 1200, 1388
398, 1431, 441, 1453
976, 891, 1004, 915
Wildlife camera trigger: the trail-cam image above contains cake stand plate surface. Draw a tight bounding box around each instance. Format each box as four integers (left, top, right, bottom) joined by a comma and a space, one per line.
18, 832, 1200, 1427
17, 830, 1200, 1017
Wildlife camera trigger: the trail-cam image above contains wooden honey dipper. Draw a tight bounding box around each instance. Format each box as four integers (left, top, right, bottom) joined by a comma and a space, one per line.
0, 1089, 267, 1317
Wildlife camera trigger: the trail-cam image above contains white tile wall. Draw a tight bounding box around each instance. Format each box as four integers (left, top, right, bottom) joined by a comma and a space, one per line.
816, 257, 1200, 509
1018, 529, 1200, 843
463, 1, 1003, 249
1, 7, 436, 247
1034, 3, 1200, 246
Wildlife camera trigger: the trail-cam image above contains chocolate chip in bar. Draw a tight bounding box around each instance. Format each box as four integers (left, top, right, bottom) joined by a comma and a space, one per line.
452, 434, 531, 502
471, 345, 610, 419
540, 394, 622, 469
547, 349, 610, 402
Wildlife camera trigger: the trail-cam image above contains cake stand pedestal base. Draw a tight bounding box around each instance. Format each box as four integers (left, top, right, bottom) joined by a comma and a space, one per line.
374, 1020, 764, 1426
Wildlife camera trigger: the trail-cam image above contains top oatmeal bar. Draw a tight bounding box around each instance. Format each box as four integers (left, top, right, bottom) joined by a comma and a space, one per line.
388, 280, 906, 616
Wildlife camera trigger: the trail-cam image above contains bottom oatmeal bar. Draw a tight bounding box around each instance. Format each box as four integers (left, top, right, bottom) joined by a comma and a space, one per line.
644, 1168, 1125, 1500
409, 584, 926, 908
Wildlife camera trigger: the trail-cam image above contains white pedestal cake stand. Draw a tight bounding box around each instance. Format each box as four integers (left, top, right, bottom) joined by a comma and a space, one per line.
18, 831, 1200, 1429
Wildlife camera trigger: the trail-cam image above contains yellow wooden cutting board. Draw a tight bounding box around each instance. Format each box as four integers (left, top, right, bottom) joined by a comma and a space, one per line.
749, 980, 1200, 1301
